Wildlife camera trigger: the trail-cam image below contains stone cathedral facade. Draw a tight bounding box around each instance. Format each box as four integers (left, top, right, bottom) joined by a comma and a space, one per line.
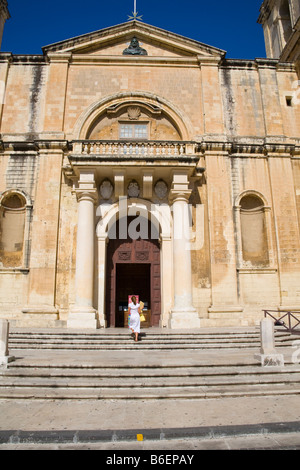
0, 1, 299, 329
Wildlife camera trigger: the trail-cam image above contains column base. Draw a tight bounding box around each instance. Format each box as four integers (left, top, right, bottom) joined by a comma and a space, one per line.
97, 313, 107, 328
168, 309, 201, 329
67, 308, 98, 329
255, 353, 284, 367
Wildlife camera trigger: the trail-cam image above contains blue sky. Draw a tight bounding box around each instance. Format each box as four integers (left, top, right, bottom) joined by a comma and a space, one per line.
1, 0, 266, 59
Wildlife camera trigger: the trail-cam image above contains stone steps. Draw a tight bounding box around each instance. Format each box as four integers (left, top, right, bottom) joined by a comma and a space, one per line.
1, 368, 300, 387
8, 328, 297, 350
2, 387, 300, 401
0, 379, 300, 400
1, 357, 300, 400
1, 327, 299, 400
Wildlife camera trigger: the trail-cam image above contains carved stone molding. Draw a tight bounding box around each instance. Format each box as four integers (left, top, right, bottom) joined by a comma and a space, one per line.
118, 251, 131, 261
127, 180, 140, 198
99, 179, 113, 200
136, 251, 149, 261
154, 180, 168, 199
127, 106, 141, 120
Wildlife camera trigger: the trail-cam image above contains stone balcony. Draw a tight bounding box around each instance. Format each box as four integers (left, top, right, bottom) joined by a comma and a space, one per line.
71, 140, 199, 160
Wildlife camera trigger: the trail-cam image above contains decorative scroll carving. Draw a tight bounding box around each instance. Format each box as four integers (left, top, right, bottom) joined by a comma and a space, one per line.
118, 251, 131, 260
136, 251, 149, 261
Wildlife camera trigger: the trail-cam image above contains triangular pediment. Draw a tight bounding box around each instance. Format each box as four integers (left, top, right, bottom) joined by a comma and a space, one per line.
42, 21, 226, 59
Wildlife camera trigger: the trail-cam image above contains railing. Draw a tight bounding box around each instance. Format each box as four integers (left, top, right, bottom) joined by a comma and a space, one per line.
72, 140, 197, 158
263, 310, 300, 335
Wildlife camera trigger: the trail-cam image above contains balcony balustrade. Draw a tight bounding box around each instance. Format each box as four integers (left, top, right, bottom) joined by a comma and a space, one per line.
72, 140, 197, 158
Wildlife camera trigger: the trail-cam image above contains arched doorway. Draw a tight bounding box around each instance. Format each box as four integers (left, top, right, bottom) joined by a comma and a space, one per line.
105, 216, 161, 327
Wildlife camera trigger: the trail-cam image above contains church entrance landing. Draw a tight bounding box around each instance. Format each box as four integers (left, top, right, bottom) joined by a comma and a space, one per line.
105, 218, 161, 328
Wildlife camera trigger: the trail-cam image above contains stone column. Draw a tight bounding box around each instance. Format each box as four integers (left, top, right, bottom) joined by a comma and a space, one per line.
68, 170, 98, 329
159, 234, 173, 327
168, 171, 200, 329
97, 234, 108, 328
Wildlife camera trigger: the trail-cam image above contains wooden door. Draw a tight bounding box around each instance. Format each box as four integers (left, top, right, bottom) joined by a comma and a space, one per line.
106, 218, 161, 327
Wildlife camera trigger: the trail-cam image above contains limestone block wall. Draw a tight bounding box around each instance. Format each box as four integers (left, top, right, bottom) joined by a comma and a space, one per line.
220, 62, 265, 138
0, 146, 64, 326
190, 167, 212, 317
54, 173, 78, 323
0, 148, 37, 322
24, 148, 63, 309
64, 63, 204, 140
0, 58, 47, 136
220, 60, 300, 140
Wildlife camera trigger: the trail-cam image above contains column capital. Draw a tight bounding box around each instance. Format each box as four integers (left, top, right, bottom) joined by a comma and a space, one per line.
76, 168, 98, 203
169, 170, 192, 204
75, 188, 98, 204
169, 189, 192, 204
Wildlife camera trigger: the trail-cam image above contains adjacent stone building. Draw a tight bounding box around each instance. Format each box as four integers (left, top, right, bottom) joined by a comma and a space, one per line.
0, 2, 299, 329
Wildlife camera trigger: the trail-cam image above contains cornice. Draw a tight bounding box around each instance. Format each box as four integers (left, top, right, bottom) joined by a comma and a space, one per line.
1, 138, 299, 159
69, 54, 200, 67
199, 139, 300, 157
1, 139, 69, 153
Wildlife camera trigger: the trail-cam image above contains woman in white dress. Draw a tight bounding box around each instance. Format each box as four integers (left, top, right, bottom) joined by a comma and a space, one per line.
129, 296, 141, 342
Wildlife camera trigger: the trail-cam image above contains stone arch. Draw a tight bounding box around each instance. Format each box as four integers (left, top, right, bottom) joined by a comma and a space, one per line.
235, 190, 269, 208
96, 198, 172, 239
72, 91, 193, 141
0, 189, 32, 208
96, 198, 172, 328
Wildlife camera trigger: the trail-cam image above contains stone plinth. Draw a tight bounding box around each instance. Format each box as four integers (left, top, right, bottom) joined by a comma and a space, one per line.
0, 320, 14, 367
255, 317, 284, 366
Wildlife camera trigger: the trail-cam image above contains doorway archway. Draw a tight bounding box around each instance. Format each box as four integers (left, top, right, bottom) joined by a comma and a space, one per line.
105, 217, 161, 327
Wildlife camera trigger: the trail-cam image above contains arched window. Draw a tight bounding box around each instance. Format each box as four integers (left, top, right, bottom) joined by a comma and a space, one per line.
0, 191, 31, 270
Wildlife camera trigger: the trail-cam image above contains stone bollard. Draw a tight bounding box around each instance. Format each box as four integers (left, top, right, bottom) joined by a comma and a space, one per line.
255, 317, 284, 366
0, 320, 14, 367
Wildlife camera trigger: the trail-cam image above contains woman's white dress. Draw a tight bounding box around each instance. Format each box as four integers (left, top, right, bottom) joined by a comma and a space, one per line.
129, 302, 140, 333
